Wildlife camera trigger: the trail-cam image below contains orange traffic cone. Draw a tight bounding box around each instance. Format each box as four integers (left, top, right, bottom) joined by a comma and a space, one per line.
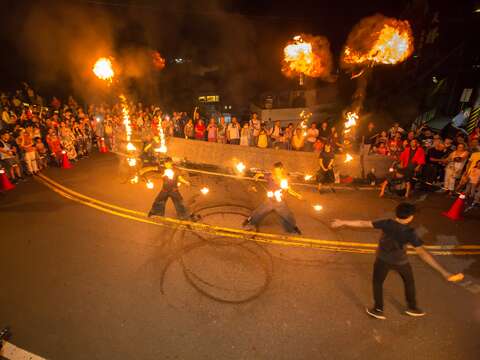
99, 137, 108, 153
442, 193, 466, 221
0, 169, 15, 191
61, 151, 73, 169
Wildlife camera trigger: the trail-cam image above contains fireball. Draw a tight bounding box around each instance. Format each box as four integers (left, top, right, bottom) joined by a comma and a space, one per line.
342, 14, 414, 68
282, 34, 333, 79
93, 57, 114, 82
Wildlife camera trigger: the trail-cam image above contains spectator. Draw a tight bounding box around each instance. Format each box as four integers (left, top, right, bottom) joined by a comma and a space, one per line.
379, 166, 410, 198
444, 143, 469, 195
184, 119, 194, 139
59, 122, 78, 161
194, 118, 206, 140
249, 113, 261, 145
0, 131, 23, 182
18, 127, 39, 174
424, 137, 447, 184
217, 117, 227, 144
360, 122, 378, 156
399, 139, 426, 182
35, 137, 48, 169
207, 118, 217, 142
291, 128, 305, 151
304, 123, 318, 151
46, 128, 63, 165
284, 123, 294, 150
240, 123, 250, 146
257, 127, 269, 149
269, 120, 283, 148
388, 122, 405, 138
318, 121, 329, 142
226, 117, 240, 145
460, 160, 480, 201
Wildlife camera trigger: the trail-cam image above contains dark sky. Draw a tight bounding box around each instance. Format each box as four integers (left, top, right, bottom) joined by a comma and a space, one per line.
0, 0, 476, 104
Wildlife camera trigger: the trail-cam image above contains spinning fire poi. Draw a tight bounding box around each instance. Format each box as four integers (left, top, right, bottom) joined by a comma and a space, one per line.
282, 34, 333, 85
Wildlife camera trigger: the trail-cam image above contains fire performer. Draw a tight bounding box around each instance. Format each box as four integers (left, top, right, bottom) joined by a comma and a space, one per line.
147, 157, 194, 220
331, 203, 464, 320
243, 162, 302, 235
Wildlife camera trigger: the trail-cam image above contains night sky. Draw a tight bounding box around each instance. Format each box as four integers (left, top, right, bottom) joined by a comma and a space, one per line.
0, 0, 477, 108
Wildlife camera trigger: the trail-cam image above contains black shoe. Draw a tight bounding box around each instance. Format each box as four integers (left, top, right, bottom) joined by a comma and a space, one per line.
242, 218, 251, 227
291, 226, 302, 235
147, 211, 154, 218
405, 307, 426, 317
366, 307, 386, 320
190, 214, 201, 222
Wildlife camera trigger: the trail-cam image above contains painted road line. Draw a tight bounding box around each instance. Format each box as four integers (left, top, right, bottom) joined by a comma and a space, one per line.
1, 341, 46, 360
35, 174, 480, 255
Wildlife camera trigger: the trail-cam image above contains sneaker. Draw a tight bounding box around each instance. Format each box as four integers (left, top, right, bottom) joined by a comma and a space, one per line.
405, 308, 426, 317
291, 226, 302, 235
366, 307, 386, 320
242, 218, 251, 227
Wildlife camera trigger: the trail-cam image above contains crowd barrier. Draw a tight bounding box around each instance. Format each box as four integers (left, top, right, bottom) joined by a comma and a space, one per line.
142, 137, 393, 178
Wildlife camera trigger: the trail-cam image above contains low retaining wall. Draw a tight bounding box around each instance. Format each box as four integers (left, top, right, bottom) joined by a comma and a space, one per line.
155, 137, 393, 178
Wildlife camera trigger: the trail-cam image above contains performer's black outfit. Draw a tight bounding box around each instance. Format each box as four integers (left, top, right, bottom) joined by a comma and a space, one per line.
148, 170, 188, 219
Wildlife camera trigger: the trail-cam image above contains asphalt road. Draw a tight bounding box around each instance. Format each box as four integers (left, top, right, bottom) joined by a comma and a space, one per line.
1, 153, 479, 360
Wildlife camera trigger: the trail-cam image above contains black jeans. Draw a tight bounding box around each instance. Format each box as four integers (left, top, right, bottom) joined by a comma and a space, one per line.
373, 258, 417, 310
150, 190, 188, 219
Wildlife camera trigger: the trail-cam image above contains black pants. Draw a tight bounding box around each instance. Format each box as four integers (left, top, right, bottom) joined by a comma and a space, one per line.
150, 190, 187, 219
373, 258, 417, 310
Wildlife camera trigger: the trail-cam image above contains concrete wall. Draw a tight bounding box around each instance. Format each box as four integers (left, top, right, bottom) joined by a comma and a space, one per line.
164, 137, 392, 178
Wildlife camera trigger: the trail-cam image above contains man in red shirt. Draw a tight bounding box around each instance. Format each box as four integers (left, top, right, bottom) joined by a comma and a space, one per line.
398, 139, 425, 197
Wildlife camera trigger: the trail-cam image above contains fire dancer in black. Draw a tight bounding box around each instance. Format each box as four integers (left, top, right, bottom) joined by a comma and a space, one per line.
147, 157, 193, 220
331, 203, 464, 320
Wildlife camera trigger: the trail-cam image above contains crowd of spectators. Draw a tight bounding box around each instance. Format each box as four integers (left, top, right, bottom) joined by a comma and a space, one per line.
1, 82, 479, 207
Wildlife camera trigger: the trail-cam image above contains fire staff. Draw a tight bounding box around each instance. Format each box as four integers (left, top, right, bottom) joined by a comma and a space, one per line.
147, 157, 193, 220
243, 162, 302, 235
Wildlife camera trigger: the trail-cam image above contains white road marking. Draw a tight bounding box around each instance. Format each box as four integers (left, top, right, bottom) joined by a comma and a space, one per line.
0, 341, 46, 360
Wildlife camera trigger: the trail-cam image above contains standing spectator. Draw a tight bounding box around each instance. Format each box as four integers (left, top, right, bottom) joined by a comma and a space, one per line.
469, 126, 480, 143
240, 123, 250, 146
207, 118, 217, 142
59, 122, 78, 161
318, 121, 329, 142
443, 143, 469, 195
284, 123, 294, 150
360, 122, 378, 156
305, 123, 319, 151
291, 128, 305, 151
34, 138, 48, 169
388, 122, 405, 138
424, 137, 447, 184
46, 128, 63, 165
217, 117, 227, 144
18, 127, 39, 174
184, 119, 194, 139
249, 113, 261, 146
461, 160, 480, 201
226, 117, 240, 145
194, 118, 206, 140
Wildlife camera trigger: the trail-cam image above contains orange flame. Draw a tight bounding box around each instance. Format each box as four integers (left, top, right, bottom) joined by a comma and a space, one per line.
282, 34, 332, 79
93, 57, 114, 82
342, 15, 414, 67
152, 51, 166, 71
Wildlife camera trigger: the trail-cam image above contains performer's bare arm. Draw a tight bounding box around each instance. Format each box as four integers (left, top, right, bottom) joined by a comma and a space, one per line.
331, 219, 373, 228
178, 175, 190, 186
414, 246, 463, 281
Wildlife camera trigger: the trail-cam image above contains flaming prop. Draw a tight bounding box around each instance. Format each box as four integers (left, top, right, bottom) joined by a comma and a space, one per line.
344, 153, 353, 163
200, 187, 210, 195
342, 15, 414, 68
282, 34, 333, 83
93, 57, 114, 82
313, 204, 323, 211
235, 162, 246, 174
154, 114, 168, 154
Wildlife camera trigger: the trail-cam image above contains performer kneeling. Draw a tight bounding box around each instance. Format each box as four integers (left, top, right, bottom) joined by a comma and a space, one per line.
243, 162, 302, 235
147, 157, 193, 220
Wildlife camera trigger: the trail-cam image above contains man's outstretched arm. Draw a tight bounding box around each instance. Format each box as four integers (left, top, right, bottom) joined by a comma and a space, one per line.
414, 246, 464, 282
331, 219, 374, 229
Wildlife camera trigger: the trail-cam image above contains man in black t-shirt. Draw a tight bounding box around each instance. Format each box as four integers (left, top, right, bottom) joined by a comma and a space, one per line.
332, 203, 464, 320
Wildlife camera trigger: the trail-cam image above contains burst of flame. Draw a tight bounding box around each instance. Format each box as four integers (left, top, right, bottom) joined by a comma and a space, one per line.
93, 57, 114, 82
304, 174, 313, 181
313, 204, 323, 211
154, 114, 168, 154
280, 179, 289, 190
344, 112, 358, 129
151, 51, 166, 71
130, 175, 139, 184
345, 153, 353, 163
282, 34, 332, 79
163, 168, 174, 180
120, 95, 135, 152
127, 158, 137, 167
146, 180, 154, 189
235, 162, 246, 174
200, 187, 209, 195
342, 17, 414, 67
